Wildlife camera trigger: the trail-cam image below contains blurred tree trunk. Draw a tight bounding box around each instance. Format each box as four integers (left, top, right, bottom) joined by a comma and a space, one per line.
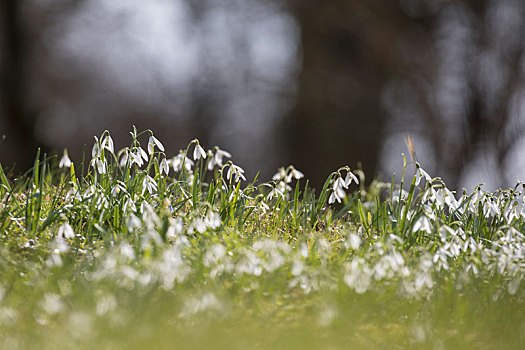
287, 1, 402, 188
1, 0, 41, 172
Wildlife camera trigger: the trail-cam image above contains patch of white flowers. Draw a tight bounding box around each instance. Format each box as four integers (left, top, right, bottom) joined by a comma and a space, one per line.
10, 129, 524, 338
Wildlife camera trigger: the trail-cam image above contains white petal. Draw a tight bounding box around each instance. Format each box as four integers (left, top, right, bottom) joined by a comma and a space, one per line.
103, 135, 114, 153
147, 137, 155, 155
153, 136, 165, 152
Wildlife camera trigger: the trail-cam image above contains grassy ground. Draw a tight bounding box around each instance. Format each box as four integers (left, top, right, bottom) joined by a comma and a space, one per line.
0, 128, 524, 349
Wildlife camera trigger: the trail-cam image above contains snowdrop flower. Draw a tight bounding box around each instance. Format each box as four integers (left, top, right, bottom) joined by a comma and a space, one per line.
208, 147, 231, 170
484, 199, 501, 217
96, 196, 109, 210
91, 137, 101, 158
285, 166, 304, 183
59, 149, 72, 168
329, 191, 342, 204
267, 185, 284, 200
83, 185, 96, 197
148, 135, 165, 155
333, 176, 346, 191
58, 222, 75, 239
349, 233, 361, 250
127, 214, 142, 232
166, 217, 184, 239
170, 153, 194, 173
442, 187, 459, 210
160, 157, 169, 176
110, 183, 124, 197
392, 189, 409, 203
203, 244, 227, 267
329, 176, 346, 204
258, 200, 270, 213
189, 218, 206, 234
413, 216, 432, 234
193, 141, 206, 160
65, 187, 81, 202
226, 163, 246, 182
205, 211, 221, 229
102, 134, 114, 153
129, 150, 144, 167
415, 166, 432, 186
138, 147, 149, 162
277, 181, 291, 195
344, 170, 359, 187
433, 247, 451, 270
142, 175, 157, 194
95, 158, 106, 175
123, 196, 136, 212
344, 259, 372, 294
119, 149, 129, 167
272, 167, 286, 181
505, 202, 524, 222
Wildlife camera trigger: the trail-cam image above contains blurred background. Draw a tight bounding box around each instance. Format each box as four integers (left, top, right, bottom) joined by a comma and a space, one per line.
2, 0, 525, 191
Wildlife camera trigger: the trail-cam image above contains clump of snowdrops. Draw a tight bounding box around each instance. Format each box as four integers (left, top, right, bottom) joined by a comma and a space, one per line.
0, 127, 524, 349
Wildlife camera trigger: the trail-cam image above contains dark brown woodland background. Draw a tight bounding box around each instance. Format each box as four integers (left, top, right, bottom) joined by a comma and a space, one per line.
2, 0, 525, 191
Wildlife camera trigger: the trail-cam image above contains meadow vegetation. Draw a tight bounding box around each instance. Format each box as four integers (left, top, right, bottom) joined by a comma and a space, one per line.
0, 127, 524, 349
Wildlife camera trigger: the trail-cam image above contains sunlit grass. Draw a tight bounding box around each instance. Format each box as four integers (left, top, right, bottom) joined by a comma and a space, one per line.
0, 127, 524, 349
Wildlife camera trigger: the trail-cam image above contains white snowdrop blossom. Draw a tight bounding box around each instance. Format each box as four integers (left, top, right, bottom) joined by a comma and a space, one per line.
267, 185, 284, 200
208, 147, 231, 170
415, 166, 432, 186
334, 176, 346, 191
413, 216, 432, 234
96, 195, 109, 210
205, 211, 221, 229
329, 176, 346, 204
433, 247, 452, 270
119, 149, 129, 167
102, 135, 114, 153
65, 187, 81, 203
170, 153, 194, 173
329, 192, 341, 204
272, 167, 286, 181
277, 181, 291, 195
258, 200, 270, 213
393, 190, 409, 203
127, 214, 142, 233
110, 183, 125, 197
91, 137, 101, 158
139, 147, 149, 162
226, 163, 246, 182
193, 142, 206, 161
142, 175, 157, 194
83, 185, 96, 198
128, 150, 143, 167
189, 218, 206, 234
59, 149, 72, 168
166, 217, 184, 240
95, 158, 106, 175
285, 166, 304, 183
148, 135, 165, 155
484, 199, 501, 217
160, 157, 169, 176
349, 233, 361, 250
344, 170, 359, 187
123, 197, 136, 213
58, 222, 75, 239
